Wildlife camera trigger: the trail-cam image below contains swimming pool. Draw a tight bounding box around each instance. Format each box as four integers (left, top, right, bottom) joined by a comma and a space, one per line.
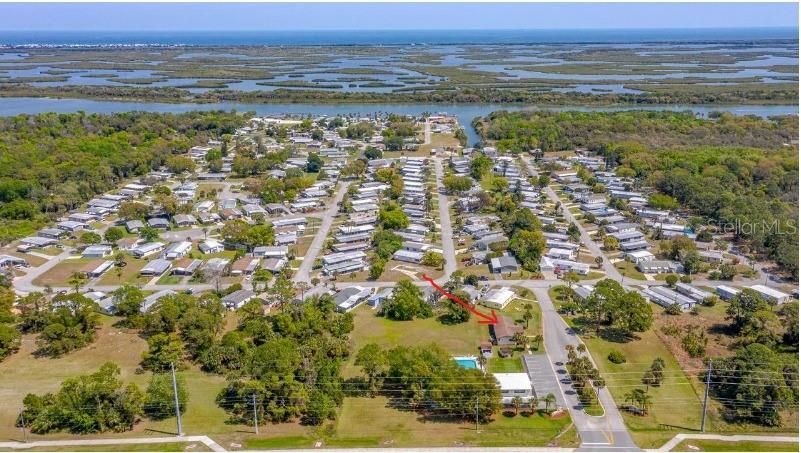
454, 356, 479, 369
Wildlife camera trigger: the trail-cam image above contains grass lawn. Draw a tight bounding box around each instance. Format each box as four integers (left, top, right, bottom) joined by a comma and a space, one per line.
31, 258, 92, 286
671, 439, 799, 452
191, 250, 237, 261
577, 271, 606, 280
5, 443, 211, 452
616, 261, 647, 280
487, 357, 524, 373
327, 396, 573, 448
156, 274, 182, 285
347, 305, 488, 359
37, 247, 65, 256
0, 315, 241, 442
96, 258, 148, 286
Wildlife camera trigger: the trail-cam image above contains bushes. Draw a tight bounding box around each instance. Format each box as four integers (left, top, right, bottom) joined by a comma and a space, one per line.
17, 363, 144, 434
607, 350, 626, 364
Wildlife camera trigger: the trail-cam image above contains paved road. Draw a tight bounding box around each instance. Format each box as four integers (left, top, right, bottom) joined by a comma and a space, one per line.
293, 181, 349, 283
531, 286, 638, 452
423, 118, 432, 145
433, 157, 457, 281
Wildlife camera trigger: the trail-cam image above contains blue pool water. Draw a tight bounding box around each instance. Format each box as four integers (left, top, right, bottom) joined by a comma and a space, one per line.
455, 358, 478, 369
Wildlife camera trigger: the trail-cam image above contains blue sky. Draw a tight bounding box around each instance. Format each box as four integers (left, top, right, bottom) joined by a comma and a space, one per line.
0, 3, 797, 31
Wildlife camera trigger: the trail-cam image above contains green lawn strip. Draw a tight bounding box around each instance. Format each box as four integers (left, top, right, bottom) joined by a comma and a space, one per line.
615, 261, 647, 280
333, 396, 570, 447
244, 436, 316, 450
577, 271, 605, 280
487, 357, 525, 373
5, 443, 211, 452
671, 439, 799, 452
156, 274, 181, 285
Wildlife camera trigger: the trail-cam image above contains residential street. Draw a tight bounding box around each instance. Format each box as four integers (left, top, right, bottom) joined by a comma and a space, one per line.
433, 157, 457, 280
293, 181, 349, 283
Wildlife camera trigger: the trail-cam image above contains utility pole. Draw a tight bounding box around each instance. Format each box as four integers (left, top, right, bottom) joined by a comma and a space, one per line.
18, 409, 27, 443
475, 396, 480, 432
701, 360, 712, 432
171, 362, 184, 437
252, 394, 259, 435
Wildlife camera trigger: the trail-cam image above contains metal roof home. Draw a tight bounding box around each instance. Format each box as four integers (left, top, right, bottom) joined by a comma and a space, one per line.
222, 290, 256, 309
82, 245, 113, 259
147, 217, 170, 229
490, 255, 520, 274
140, 259, 172, 276
132, 242, 165, 258
334, 286, 374, 312
141, 289, 176, 312
253, 246, 288, 258
199, 239, 224, 254
163, 241, 192, 260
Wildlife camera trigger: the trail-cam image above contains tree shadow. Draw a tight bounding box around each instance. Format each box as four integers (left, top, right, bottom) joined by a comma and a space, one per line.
598, 327, 638, 344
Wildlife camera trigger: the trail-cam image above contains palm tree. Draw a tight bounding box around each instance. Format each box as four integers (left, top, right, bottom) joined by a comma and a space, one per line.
477, 354, 487, 370
68, 271, 87, 293
512, 332, 528, 351
639, 392, 653, 415
295, 281, 310, 301
512, 396, 522, 415
522, 305, 533, 328
544, 393, 556, 413
528, 395, 538, 414
624, 390, 638, 407
533, 334, 543, 351
565, 344, 577, 362
594, 256, 603, 269
577, 344, 587, 354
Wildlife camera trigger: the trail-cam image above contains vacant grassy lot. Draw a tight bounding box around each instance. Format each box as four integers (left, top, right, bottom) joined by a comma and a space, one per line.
328, 396, 574, 448
31, 258, 92, 286
0, 315, 240, 442
347, 305, 488, 360
96, 257, 148, 285
565, 306, 704, 449
671, 439, 799, 452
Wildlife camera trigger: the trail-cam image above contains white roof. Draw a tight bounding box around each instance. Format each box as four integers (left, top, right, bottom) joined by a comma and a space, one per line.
493, 373, 532, 391
484, 287, 516, 304
749, 284, 790, 299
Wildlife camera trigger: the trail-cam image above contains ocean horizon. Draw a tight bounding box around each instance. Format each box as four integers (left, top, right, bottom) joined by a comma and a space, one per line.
0, 27, 798, 46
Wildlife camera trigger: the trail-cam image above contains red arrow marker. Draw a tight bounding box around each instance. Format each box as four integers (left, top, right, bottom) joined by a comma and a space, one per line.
421, 274, 498, 325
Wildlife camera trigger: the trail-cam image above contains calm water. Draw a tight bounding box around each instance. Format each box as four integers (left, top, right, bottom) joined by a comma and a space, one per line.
0, 28, 797, 46
0, 97, 795, 145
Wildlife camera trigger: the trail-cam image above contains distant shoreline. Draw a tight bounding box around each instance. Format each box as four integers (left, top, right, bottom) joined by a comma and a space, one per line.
0, 28, 797, 47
